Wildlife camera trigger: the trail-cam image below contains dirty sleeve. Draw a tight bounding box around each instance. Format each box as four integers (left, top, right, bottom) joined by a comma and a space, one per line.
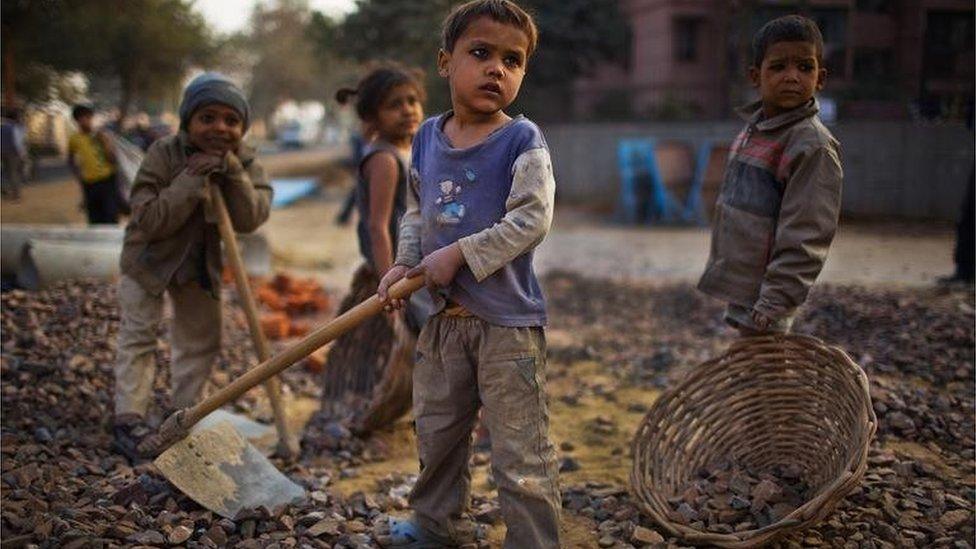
129, 142, 208, 241
753, 143, 843, 320
457, 147, 556, 282
218, 153, 273, 234
394, 166, 423, 267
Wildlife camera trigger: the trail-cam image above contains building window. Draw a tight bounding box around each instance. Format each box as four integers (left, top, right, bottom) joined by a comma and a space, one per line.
853, 48, 893, 79
924, 11, 975, 79
673, 17, 701, 62
811, 8, 848, 77
855, 0, 891, 13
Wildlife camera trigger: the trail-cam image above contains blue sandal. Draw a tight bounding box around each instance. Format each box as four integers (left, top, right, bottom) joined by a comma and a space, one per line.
375, 517, 455, 548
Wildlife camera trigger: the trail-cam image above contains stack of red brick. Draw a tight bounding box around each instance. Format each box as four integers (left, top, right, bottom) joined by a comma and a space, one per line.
255, 273, 331, 340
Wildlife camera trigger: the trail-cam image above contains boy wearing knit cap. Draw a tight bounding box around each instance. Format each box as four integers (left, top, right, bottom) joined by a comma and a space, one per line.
113, 73, 272, 461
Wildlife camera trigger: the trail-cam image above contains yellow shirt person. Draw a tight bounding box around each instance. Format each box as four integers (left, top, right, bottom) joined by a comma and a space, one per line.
69, 105, 121, 224
68, 131, 115, 183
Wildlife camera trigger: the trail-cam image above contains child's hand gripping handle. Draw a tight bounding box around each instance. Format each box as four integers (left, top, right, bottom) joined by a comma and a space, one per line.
138, 274, 426, 457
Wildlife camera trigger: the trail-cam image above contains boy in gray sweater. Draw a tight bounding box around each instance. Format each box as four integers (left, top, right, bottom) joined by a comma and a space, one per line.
698, 15, 843, 335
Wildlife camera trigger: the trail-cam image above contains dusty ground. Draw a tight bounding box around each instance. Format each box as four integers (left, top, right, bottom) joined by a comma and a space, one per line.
262, 176, 956, 295
1, 156, 972, 548
2, 150, 956, 292
0, 147, 343, 225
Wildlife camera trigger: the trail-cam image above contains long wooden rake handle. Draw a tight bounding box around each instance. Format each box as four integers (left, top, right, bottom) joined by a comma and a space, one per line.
147, 272, 425, 453
208, 182, 297, 459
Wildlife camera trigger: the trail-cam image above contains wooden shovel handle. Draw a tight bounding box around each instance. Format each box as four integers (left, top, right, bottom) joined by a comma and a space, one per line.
208, 183, 293, 454
182, 272, 426, 428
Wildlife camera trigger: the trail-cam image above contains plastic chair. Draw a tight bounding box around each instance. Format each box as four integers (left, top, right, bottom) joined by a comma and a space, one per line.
617, 138, 688, 224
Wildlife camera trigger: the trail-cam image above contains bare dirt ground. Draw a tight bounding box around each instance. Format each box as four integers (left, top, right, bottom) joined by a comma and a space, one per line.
0, 147, 342, 225
264, 183, 956, 295
2, 151, 955, 291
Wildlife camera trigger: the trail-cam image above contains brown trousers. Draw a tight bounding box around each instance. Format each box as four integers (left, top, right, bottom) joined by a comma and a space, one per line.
114, 274, 221, 417
409, 314, 561, 549
725, 303, 795, 335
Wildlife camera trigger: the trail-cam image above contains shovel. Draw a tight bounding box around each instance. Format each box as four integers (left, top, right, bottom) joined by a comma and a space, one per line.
208, 180, 299, 460
142, 272, 425, 518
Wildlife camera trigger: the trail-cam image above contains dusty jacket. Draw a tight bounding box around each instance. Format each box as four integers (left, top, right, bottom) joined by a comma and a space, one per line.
119, 132, 272, 297
698, 99, 843, 320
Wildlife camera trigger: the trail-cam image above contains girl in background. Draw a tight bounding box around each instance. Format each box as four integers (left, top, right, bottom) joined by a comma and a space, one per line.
305, 63, 431, 445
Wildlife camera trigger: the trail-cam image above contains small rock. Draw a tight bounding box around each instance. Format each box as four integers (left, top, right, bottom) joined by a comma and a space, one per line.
168, 525, 193, 545
729, 495, 751, 510
631, 525, 664, 545
940, 509, 971, 529
207, 524, 228, 546
217, 518, 236, 534
279, 515, 294, 530
240, 520, 256, 539
559, 457, 581, 472
598, 535, 615, 548
751, 479, 781, 506
127, 530, 166, 546
887, 412, 916, 433
307, 519, 340, 537
33, 427, 53, 443
677, 502, 699, 522
298, 512, 326, 527
310, 490, 329, 504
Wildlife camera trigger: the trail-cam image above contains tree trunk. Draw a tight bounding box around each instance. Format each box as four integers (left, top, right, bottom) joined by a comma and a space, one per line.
3, 42, 17, 107
118, 71, 134, 122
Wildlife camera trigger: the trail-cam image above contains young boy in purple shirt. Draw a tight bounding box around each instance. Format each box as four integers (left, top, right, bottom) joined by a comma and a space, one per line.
377, 1, 559, 547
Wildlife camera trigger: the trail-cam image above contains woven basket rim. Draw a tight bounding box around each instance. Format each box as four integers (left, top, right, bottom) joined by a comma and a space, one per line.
630, 334, 877, 548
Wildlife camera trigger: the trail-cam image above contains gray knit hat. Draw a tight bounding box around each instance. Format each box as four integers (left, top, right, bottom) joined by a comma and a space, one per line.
179, 72, 250, 132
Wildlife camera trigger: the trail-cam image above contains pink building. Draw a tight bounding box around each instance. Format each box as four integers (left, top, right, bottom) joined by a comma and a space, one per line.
573, 0, 974, 120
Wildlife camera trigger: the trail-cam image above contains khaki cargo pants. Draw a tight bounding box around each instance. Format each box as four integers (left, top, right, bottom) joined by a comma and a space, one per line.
114, 274, 221, 417
409, 314, 561, 549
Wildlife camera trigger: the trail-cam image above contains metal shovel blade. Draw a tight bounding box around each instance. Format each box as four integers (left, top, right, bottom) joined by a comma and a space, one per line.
192, 409, 277, 457
154, 421, 306, 519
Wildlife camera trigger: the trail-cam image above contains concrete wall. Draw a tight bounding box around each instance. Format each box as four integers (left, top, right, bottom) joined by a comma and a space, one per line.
542, 121, 974, 221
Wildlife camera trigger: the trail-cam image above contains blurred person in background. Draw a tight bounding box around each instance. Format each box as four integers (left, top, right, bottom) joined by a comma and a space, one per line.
1, 107, 29, 201
939, 103, 975, 286
309, 63, 432, 440
68, 104, 121, 224
335, 120, 374, 225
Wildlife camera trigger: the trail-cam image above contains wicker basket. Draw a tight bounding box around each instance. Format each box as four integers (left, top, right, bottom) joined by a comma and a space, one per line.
631, 334, 876, 547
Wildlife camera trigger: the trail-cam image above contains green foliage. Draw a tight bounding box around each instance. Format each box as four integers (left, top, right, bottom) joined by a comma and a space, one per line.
335, 0, 452, 71
240, 0, 361, 127
3, 0, 212, 114
319, 0, 628, 120
245, 0, 322, 122
514, 0, 629, 121
520, 0, 628, 86
327, 0, 453, 111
